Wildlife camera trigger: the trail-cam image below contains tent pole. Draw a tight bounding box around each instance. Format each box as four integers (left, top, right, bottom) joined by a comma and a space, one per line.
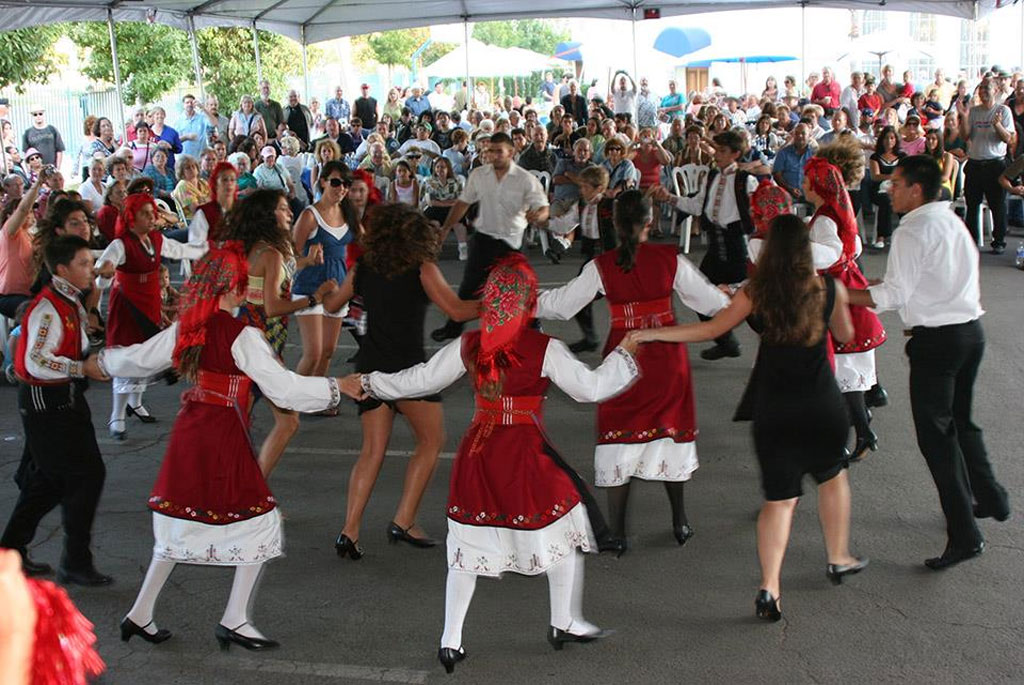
188, 15, 204, 102
107, 9, 128, 144
252, 21, 263, 85
631, 6, 639, 81
301, 25, 311, 103
464, 19, 472, 111
800, 2, 806, 94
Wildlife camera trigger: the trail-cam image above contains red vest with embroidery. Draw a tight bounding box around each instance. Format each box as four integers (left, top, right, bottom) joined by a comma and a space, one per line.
14, 285, 84, 385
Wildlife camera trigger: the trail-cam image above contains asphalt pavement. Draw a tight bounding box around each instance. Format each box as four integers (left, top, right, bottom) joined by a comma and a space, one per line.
1, 232, 1022, 684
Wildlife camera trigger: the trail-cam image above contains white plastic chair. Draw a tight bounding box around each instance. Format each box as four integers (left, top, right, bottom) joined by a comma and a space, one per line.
948, 159, 989, 248
670, 164, 709, 254
526, 170, 552, 249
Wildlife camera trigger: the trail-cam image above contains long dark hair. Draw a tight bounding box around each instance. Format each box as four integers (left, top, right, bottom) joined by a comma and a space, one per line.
33, 199, 91, 271
317, 160, 362, 231
361, 203, 439, 278
223, 189, 293, 258
613, 190, 650, 273
875, 125, 902, 155
747, 214, 826, 346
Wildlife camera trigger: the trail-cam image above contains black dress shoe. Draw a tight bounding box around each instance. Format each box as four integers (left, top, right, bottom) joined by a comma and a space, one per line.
673, 525, 694, 546
334, 533, 364, 560
849, 430, 879, 462
865, 384, 889, 408
57, 567, 113, 586
17, 550, 52, 577
925, 542, 985, 570
544, 248, 561, 265
438, 646, 467, 674
973, 503, 1010, 522
386, 521, 438, 548
826, 557, 869, 585
120, 617, 172, 644
700, 345, 740, 361
568, 339, 599, 354
755, 589, 782, 622
126, 404, 157, 423
598, 537, 628, 558
215, 623, 279, 651
546, 625, 613, 651
430, 322, 463, 343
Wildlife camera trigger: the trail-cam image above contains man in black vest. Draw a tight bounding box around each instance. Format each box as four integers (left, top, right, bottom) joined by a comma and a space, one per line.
653, 130, 758, 359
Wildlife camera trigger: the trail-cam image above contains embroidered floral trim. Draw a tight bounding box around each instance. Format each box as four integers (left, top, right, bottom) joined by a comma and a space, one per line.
612, 346, 640, 378
834, 330, 887, 354
598, 426, 697, 444
155, 540, 281, 565
326, 377, 341, 409
148, 495, 277, 524
447, 529, 591, 576
447, 496, 578, 529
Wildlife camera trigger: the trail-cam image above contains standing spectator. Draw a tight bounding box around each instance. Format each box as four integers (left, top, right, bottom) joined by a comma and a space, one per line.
0, 174, 45, 318
858, 76, 883, 123
382, 88, 403, 123
428, 82, 454, 113
631, 127, 672, 191
123, 122, 158, 173
326, 86, 351, 122
201, 95, 230, 146
354, 84, 378, 128
635, 77, 659, 129
877, 65, 902, 112
561, 80, 588, 127
125, 106, 146, 143
90, 117, 118, 161
772, 123, 814, 205
540, 71, 557, 105
841, 72, 864, 129
931, 68, 955, 107
148, 107, 183, 172
75, 115, 98, 182
21, 105, 64, 169
176, 94, 206, 160
658, 80, 685, 121
609, 71, 637, 120
405, 85, 431, 118
471, 81, 492, 112
811, 67, 842, 115
309, 98, 325, 134
4, 147, 28, 189
228, 95, 268, 141
283, 90, 313, 150
256, 80, 285, 140
957, 80, 1013, 253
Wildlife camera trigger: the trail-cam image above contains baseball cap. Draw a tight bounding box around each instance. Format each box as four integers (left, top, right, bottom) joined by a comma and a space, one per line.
29, 104, 44, 114
260, 145, 276, 159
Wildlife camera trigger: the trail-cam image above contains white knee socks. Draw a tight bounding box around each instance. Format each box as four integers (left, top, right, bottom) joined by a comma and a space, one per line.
128, 391, 149, 417
546, 551, 598, 636
125, 557, 176, 634
440, 570, 477, 650
220, 563, 266, 639
110, 390, 129, 427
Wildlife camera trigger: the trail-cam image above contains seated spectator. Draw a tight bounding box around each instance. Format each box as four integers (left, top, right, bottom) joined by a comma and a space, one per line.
198, 147, 217, 180
751, 115, 780, 159
311, 138, 342, 199
159, 264, 180, 327
358, 141, 393, 179
551, 116, 581, 157
105, 154, 131, 187
734, 128, 772, 177
1, 174, 24, 205
801, 105, 827, 139
388, 160, 419, 205
900, 115, 927, 155
924, 129, 955, 200
552, 138, 595, 211
422, 157, 465, 256
442, 128, 471, 176
277, 136, 305, 198
921, 87, 945, 128
821, 109, 851, 144
3, 147, 29, 189
252, 145, 296, 197
942, 111, 968, 162
142, 148, 176, 202
432, 111, 455, 150
772, 122, 814, 204
868, 125, 904, 248
631, 127, 672, 191
79, 157, 107, 213
228, 151, 258, 199
95, 181, 125, 243
678, 124, 714, 166
171, 154, 209, 220
518, 126, 557, 174
315, 116, 355, 155
601, 138, 636, 198
397, 123, 441, 162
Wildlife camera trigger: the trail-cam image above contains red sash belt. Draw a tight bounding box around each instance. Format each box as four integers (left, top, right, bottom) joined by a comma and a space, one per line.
115, 269, 161, 292
187, 370, 252, 408
608, 296, 675, 329
473, 395, 544, 425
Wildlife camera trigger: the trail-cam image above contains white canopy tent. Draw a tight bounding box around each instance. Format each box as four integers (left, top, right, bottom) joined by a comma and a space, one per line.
422, 39, 553, 79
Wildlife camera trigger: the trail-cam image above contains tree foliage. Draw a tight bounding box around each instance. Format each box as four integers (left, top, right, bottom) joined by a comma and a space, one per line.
472, 19, 569, 56
0, 26, 64, 91
365, 29, 425, 68
197, 28, 305, 111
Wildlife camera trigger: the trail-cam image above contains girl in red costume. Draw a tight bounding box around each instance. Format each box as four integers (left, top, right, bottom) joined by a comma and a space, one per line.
99, 244, 360, 651
351, 254, 639, 673
533, 190, 731, 553
94, 193, 206, 439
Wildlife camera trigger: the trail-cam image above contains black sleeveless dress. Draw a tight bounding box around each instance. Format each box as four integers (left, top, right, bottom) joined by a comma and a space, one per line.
750, 277, 849, 501
353, 259, 441, 413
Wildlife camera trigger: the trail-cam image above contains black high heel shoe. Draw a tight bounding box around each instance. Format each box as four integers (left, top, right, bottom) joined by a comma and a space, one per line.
438, 646, 467, 674
673, 524, 694, 546
598, 537, 628, 558
120, 617, 172, 644
865, 383, 888, 408
850, 431, 879, 462
214, 623, 279, 651
334, 533, 364, 560
126, 404, 157, 423
826, 558, 869, 585
755, 589, 782, 622
546, 625, 613, 651
386, 521, 438, 548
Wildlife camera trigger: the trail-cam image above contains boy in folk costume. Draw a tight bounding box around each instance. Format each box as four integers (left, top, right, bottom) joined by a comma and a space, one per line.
98, 243, 361, 650
1, 236, 113, 586
94, 193, 207, 439
350, 254, 639, 673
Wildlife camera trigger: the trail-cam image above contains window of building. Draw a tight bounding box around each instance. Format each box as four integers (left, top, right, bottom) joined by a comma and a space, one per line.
910, 13, 937, 43
861, 10, 885, 36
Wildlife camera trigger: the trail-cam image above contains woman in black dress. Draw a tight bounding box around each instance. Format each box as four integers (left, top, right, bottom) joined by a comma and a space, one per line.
627, 215, 867, 621
323, 203, 478, 558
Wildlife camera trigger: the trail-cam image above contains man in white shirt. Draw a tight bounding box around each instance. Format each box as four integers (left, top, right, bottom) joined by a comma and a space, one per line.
431, 132, 549, 341
840, 72, 864, 130
609, 72, 637, 121
428, 82, 454, 113
848, 155, 1009, 571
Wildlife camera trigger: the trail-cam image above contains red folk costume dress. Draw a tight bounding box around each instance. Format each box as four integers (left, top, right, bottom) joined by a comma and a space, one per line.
362, 256, 638, 577
99, 246, 342, 566
535, 243, 729, 487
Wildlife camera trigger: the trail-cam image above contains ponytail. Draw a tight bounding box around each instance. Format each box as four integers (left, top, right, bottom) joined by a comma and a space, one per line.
613, 190, 650, 273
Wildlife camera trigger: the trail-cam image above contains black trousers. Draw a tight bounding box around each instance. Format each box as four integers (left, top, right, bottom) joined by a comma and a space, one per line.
870, 183, 895, 239
444, 232, 517, 330
906, 320, 1006, 550
964, 158, 1008, 248
573, 237, 607, 343
0, 382, 106, 570
697, 225, 744, 352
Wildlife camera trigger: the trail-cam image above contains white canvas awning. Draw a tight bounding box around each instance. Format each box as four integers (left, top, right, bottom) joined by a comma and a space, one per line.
0, 1, 1009, 44
423, 40, 554, 79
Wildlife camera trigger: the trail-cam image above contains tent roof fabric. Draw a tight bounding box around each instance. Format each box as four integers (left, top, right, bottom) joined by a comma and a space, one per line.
0, 1, 1004, 44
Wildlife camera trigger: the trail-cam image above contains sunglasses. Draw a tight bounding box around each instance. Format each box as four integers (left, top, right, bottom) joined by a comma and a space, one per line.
32, 112, 44, 116
327, 177, 351, 188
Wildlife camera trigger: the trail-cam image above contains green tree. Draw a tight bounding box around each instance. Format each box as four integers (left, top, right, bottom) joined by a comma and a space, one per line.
0, 26, 64, 91
360, 29, 428, 81
197, 28, 305, 112
472, 19, 569, 56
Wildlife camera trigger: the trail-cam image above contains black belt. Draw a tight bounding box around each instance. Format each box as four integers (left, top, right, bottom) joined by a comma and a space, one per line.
906, 319, 979, 336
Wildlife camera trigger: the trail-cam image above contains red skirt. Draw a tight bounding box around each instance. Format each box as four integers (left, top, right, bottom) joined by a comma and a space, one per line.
598, 329, 697, 445
827, 261, 886, 354
106, 274, 161, 347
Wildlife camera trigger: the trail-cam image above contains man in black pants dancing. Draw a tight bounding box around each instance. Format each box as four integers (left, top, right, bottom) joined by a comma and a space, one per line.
432, 132, 549, 341
849, 155, 1010, 570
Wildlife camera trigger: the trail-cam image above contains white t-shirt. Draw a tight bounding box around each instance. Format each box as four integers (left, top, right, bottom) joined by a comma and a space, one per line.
459, 163, 549, 248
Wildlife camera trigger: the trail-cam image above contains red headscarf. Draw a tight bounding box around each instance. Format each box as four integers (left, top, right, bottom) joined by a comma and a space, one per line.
208, 161, 238, 205
803, 156, 859, 259
27, 578, 105, 683
351, 168, 383, 207
173, 241, 248, 379
475, 253, 538, 390
114, 192, 158, 239
750, 179, 793, 238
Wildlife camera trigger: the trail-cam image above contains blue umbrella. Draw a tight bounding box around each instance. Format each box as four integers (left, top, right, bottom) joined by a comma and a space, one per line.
685, 55, 797, 68
653, 27, 712, 58
553, 41, 583, 62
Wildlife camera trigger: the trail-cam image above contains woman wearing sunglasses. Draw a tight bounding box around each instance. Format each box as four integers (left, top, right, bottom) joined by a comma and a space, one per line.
291, 162, 360, 412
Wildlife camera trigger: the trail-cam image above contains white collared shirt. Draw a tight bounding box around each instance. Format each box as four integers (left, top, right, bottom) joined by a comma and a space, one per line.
23, 276, 89, 381
459, 163, 549, 249
673, 169, 758, 227
869, 201, 984, 327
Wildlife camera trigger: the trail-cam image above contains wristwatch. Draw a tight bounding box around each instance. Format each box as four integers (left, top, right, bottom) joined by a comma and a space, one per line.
307, 294, 318, 308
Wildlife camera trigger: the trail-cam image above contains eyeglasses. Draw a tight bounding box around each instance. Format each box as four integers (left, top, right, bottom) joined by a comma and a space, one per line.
328, 178, 351, 188
31, 112, 44, 116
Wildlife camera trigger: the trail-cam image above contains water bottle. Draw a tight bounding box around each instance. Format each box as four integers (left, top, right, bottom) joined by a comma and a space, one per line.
1016, 242, 1024, 269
